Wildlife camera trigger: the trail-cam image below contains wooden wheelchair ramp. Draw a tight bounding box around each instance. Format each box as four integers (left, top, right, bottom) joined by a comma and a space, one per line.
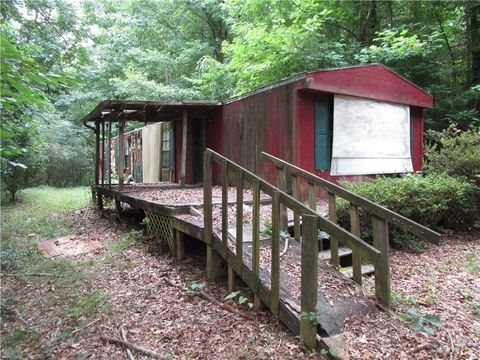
202, 149, 441, 349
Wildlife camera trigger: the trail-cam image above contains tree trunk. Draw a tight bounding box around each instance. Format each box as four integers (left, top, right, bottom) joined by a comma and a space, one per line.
465, 1, 480, 112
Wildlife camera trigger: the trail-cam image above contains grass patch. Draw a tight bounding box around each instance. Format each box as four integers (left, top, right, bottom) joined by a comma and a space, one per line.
466, 252, 480, 275
107, 229, 142, 253
67, 290, 109, 321
0, 186, 106, 356
1, 186, 90, 249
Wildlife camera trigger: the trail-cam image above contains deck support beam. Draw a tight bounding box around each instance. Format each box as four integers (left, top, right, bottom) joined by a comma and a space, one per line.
227, 264, 235, 293
176, 230, 185, 260
180, 108, 188, 187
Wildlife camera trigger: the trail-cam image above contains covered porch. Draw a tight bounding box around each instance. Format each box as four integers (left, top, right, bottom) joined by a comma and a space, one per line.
83, 99, 222, 189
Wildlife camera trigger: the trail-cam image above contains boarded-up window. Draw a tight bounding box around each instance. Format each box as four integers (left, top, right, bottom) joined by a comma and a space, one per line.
330, 95, 413, 176
314, 96, 333, 170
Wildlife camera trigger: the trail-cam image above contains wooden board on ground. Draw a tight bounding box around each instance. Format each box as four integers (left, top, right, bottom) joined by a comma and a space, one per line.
38, 235, 103, 257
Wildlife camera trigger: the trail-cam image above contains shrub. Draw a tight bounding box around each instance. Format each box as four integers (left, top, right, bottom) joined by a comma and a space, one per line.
424, 126, 480, 187
337, 174, 480, 248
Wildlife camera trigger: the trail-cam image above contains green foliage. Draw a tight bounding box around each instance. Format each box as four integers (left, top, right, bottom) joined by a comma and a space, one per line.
260, 220, 273, 236
466, 252, 480, 275
67, 291, 108, 321
399, 308, 442, 334
108, 230, 142, 252
187, 281, 207, 295
224, 291, 253, 309
337, 174, 480, 248
424, 126, 480, 187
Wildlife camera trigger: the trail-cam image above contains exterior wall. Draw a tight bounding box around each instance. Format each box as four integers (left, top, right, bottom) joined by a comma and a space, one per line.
411, 107, 424, 171
205, 108, 224, 183
295, 90, 424, 184
306, 65, 433, 108
222, 81, 302, 186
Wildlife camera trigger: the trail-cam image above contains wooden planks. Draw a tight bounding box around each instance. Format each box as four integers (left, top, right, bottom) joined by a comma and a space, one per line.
271, 191, 280, 315
261, 152, 441, 244
252, 179, 260, 293
349, 204, 362, 284
300, 215, 318, 349
373, 216, 390, 307
328, 192, 339, 267
235, 170, 244, 274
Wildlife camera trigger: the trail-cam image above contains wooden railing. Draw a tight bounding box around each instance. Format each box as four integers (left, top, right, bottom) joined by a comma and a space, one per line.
203, 149, 382, 349
261, 152, 442, 306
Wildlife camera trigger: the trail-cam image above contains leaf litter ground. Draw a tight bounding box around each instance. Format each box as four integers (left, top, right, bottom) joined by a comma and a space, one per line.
1, 204, 479, 359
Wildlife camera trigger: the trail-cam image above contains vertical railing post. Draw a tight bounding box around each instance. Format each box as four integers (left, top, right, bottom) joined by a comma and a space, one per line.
300, 214, 318, 350
292, 175, 301, 242
236, 169, 244, 275
276, 165, 288, 229
271, 191, 280, 315
252, 179, 261, 308
328, 192, 339, 267
372, 215, 390, 307
221, 161, 228, 258
349, 204, 362, 284
204, 151, 217, 281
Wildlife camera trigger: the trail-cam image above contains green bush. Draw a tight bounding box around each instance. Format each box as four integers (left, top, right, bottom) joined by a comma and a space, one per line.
424, 126, 480, 186
337, 174, 480, 248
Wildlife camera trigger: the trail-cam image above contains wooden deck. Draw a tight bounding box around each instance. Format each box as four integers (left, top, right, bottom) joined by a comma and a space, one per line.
93, 183, 375, 345
92, 150, 440, 350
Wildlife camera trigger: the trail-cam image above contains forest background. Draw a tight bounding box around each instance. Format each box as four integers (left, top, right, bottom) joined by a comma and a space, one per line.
1, 0, 479, 197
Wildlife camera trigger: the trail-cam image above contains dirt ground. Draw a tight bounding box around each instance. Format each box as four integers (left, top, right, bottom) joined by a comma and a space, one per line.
1, 207, 325, 359
1, 206, 479, 359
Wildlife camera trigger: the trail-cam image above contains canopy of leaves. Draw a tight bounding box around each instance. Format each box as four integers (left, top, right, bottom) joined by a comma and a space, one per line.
0, 0, 479, 198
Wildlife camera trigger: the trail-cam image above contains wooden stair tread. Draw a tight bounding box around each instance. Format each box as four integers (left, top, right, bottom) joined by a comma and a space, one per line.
340, 264, 375, 278
319, 246, 352, 260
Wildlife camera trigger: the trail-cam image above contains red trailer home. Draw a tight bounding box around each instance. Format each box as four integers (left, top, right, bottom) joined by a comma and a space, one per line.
84, 64, 432, 187
221, 64, 433, 186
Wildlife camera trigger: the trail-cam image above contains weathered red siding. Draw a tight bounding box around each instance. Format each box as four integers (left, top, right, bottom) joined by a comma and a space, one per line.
411, 107, 424, 171
222, 81, 302, 186
306, 65, 433, 108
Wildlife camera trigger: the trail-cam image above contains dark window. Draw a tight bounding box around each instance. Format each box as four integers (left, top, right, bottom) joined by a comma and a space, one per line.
314, 96, 333, 170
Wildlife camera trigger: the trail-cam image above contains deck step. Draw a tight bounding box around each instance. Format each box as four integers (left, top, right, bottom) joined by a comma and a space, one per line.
340, 264, 375, 279
319, 246, 352, 261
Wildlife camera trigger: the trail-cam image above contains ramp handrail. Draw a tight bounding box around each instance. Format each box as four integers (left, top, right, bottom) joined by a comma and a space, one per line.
203, 149, 384, 349
261, 151, 441, 306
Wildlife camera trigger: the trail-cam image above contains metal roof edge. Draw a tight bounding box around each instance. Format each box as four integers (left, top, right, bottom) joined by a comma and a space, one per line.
224, 73, 307, 104
306, 63, 433, 101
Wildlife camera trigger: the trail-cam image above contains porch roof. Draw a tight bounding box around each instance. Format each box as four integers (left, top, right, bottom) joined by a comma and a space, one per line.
82, 99, 222, 124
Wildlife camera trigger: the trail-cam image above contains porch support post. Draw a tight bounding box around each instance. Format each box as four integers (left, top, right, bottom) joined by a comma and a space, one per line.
101, 120, 105, 186
180, 108, 188, 187
118, 116, 125, 191
108, 119, 112, 188
94, 120, 100, 185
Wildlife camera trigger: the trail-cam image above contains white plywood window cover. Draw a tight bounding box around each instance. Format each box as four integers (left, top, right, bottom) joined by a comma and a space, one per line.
331, 95, 413, 176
